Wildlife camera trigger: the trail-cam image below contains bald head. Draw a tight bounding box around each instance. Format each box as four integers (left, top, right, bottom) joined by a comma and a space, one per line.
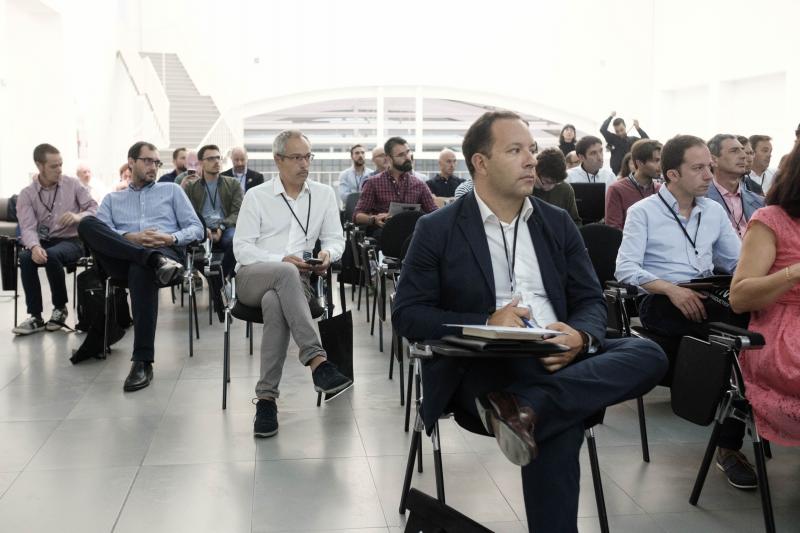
231, 147, 248, 174
438, 149, 457, 178
565, 150, 580, 169
76, 162, 92, 185
372, 146, 388, 172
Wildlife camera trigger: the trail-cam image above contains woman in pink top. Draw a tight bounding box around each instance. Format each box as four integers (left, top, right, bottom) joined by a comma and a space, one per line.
730, 143, 800, 446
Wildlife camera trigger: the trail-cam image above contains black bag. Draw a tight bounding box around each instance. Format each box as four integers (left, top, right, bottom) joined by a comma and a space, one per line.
0, 237, 16, 291
71, 268, 132, 364
670, 336, 732, 426
318, 309, 353, 401
6, 194, 18, 223
403, 489, 493, 533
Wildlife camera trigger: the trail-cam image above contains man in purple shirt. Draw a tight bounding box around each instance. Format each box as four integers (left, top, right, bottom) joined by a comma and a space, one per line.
605, 139, 662, 230
353, 137, 436, 240
13, 144, 97, 335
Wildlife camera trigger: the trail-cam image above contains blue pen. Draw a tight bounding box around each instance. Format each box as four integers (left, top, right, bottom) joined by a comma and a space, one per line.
521, 317, 535, 329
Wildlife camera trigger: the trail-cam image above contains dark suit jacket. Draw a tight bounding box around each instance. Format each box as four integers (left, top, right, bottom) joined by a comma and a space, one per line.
220, 168, 264, 192
392, 192, 606, 431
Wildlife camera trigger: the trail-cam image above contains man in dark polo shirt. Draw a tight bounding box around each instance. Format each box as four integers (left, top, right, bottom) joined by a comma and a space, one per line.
605, 139, 661, 230
532, 147, 581, 226
426, 148, 465, 200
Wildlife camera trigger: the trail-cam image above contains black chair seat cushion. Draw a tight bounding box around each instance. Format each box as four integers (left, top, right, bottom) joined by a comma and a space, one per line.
231, 300, 264, 323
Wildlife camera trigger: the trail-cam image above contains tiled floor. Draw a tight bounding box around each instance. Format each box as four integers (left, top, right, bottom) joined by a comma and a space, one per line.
0, 283, 799, 533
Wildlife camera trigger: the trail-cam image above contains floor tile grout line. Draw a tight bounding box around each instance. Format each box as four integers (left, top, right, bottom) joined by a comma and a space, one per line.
353, 397, 392, 529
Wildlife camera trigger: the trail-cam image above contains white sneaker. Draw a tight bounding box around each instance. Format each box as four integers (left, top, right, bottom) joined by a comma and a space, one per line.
12, 316, 46, 335
46, 307, 69, 331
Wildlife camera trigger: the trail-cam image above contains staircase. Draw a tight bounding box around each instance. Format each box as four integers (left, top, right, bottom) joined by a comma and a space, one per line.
140, 52, 220, 153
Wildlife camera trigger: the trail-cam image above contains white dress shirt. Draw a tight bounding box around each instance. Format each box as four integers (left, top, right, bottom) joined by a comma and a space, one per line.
474, 191, 558, 328
233, 177, 345, 268
566, 165, 616, 186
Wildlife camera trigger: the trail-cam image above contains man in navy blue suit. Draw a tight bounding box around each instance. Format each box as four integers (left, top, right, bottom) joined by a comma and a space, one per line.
392, 111, 667, 533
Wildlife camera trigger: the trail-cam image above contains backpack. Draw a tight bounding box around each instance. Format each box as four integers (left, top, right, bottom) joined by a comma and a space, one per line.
71, 267, 132, 363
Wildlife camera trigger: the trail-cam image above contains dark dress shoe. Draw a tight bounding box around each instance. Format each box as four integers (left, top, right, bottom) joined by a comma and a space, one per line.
476, 391, 538, 466
124, 361, 153, 392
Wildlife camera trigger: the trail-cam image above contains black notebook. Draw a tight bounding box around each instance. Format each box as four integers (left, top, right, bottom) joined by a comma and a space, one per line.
441, 335, 569, 355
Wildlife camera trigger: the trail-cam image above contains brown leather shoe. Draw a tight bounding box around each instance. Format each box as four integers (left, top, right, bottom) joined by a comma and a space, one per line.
475, 391, 538, 466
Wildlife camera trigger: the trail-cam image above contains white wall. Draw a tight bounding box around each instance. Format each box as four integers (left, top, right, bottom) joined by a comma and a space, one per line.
2, 0, 797, 198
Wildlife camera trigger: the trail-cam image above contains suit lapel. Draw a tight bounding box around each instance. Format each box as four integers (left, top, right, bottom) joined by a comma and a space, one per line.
457, 193, 495, 295
526, 206, 565, 307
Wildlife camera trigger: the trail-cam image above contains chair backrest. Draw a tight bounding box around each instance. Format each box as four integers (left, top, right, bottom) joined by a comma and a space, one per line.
343, 192, 361, 223
381, 210, 424, 258
400, 235, 413, 261
579, 223, 622, 286
572, 183, 606, 224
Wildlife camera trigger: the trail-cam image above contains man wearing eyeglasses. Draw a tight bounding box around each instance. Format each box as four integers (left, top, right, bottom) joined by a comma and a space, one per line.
184, 144, 243, 317
352, 137, 437, 240
78, 141, 204, 391
234, 129, 351, 438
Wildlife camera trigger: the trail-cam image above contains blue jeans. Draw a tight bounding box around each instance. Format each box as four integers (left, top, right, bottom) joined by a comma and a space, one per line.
213, 227, 236, 278
18, 238, 83, 315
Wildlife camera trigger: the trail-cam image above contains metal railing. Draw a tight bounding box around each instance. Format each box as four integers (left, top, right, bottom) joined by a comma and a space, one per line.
116, 50, 170, 144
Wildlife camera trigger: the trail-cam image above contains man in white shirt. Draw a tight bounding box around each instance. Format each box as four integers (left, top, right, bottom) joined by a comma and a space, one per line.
566, 135, 616, 186
747, 135, 776, 193
234, 130, 351, 439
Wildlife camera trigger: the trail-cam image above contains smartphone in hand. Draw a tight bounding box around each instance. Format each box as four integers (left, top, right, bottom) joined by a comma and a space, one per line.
305, 258, 323, 266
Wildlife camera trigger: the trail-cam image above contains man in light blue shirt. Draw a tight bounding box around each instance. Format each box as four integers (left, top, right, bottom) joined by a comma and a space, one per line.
78, 141, 204, 393
337, 144, 373, 204
615, 134, 755, 490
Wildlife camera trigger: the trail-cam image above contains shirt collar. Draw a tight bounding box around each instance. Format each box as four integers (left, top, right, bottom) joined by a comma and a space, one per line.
659, 185, 708, 215
129, 180, 156, 192
272, 176, 310, 198
712, 178, 740, 198
34, 175, 62, 191
436, 174, 452, 182
474, 189, 534, 225
235, 168, 247, 177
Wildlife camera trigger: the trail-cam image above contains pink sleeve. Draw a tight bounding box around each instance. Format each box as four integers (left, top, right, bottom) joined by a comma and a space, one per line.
747, 206, 780, 234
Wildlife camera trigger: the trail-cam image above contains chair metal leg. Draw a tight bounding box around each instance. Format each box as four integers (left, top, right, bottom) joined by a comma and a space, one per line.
188, 283, 194, 358
193, 289, 200, 338
222, 313, 230, 409
398, 338, 405, 407
404, 360, 414, 432
72, 270, 77, 309
103, 279, 111, 356
763, 439, 772, 459
398, 417, 423, 514
389, 328, 395, 380
752, 437, 776, 533
370, 289, 377, 335
432, 423, 446, 503
586, 427, 609, 533
636, 396, 650, 462
209, 282, 213, 325
249, 322, 254, 355
689, 420, 723, 505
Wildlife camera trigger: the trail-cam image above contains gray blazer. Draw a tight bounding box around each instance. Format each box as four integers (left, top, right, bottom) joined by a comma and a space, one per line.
706, 181, 764, 223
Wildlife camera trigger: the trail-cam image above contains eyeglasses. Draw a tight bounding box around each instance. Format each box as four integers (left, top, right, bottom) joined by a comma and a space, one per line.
135, 158, 163, 168
278, 153, 315, 163
202, 155, 222, 162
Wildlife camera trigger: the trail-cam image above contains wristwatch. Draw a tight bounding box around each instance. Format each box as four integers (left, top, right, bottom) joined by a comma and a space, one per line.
369, 215, 376, 226
172, 234, 178, 245
579, 331, 599, 354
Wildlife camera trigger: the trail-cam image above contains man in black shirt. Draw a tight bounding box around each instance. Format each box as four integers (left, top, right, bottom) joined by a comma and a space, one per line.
600, 111, 649, 175
426, 148, 465, 201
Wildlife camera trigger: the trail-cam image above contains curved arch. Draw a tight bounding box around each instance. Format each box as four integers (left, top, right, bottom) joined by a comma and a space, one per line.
233, 85, 597, 133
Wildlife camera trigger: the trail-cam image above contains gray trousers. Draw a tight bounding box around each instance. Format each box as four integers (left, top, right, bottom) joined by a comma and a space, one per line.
236, 262, 325, 399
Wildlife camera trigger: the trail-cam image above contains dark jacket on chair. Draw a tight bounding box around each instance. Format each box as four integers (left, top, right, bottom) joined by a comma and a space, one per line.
220, 168, 265, 192
392, 191, 607, 431
184, 175, 243, 229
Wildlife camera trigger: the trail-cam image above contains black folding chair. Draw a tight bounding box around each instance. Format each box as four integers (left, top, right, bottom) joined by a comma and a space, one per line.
398, 342, 610, 533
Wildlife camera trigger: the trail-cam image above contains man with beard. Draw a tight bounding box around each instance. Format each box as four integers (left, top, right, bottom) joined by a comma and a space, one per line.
157, 147, 187, 183
706, 134, 764, 239
338, 144, 373, 204
565, 135, 616, 186
221, 146, 264, 193
78, 141, 203, 392
605, 139, 662, 230
353, 137, 437, 239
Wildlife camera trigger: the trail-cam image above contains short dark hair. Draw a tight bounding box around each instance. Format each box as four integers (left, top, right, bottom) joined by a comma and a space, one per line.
127, 141, 158, 160
619, 153, 634, 178
172, 147, 187, 161
736, 135, 750, 148
707, 134, 737, 157
660, 135, 707, 181
384, 137, 408, 158
534, 148, 567, 182
349, 144, 364, 156
462, 111, 527, 177
33, 143, 59, 164
766, 141, 800, 217
612, 118, 626, 128
749, 134, 772, 151
575, 135, 602, 157
198, 144, 220, 161
631, 139, 662, 167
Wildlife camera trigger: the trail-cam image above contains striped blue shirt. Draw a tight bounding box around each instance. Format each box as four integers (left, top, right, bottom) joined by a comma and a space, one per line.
97, 181, 204, 246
